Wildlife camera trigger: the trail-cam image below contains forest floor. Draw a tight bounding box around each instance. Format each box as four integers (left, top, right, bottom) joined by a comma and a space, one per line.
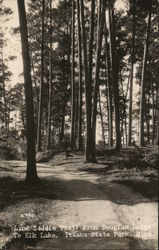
0, 148, 158, 250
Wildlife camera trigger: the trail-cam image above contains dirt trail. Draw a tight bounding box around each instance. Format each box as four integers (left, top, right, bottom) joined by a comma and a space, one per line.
4, 157, 158, 249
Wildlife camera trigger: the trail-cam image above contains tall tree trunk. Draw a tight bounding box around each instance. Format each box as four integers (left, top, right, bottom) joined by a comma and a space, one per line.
150, 72, 155, 144
128, 0, 136, 146
60, 56, 67, 143
88, 0, 95, 113
156, 84, 159, 152
146, 94, 150, 144
76, 0, 83, 150
1, 48, 8, 135
139, 5, 152, 146
30, 51, 39, 144
121, 113, 124, 146
30, 51, 39, 106
80, 0, 91, 162
98, 88, 105, 148
47, 0, 53, 150
120, 69, 127, 146
105, 80, 110, 146
104, 20, 113, 147
17, 0, 39, 185
70, 0, 75, 149
91, 0, 106, 161
37, 0, 45, 151
7, 91, 12, 132
108, 0, 121, 149
148, 62, 156, 145
124, 115, 128, 146
75, 83, 79, 146
60, 102, 66, 142
124, 73, 131, 146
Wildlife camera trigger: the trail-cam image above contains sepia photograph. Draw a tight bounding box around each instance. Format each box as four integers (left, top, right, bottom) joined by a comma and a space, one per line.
0, 0, 158, 249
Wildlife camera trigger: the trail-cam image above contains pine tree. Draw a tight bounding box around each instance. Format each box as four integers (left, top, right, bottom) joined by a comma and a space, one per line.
108, 0, 121, 149
47, 0, 53, 150
76, 0, 83, 150
80, 0, 91, 162
91, 0, 106, 161
128, 0, 136, 146
17, 0, 39, 185
70, 0, 75, 149
37, 0, 45, 151
139, 2, 152, 147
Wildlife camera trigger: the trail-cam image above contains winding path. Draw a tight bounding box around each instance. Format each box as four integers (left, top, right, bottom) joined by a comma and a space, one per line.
6, 157, 158, 249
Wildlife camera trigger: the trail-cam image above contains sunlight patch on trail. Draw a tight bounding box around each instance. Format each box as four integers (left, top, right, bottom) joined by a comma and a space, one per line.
5, 160, 158, 249
118, 202, 158, 240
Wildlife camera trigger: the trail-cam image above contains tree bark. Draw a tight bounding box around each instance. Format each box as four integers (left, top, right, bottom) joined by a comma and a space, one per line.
17, 0, 39, 185
91, 0, 106, 161
30, 51, 39, 107
47, 0, 53, 150
76, 0, 83, 150
70, 0, 75, 149
139, 5, 152, 146
60, 102, 66, 142
156, 84, 159, 152
108, 0, 121, 149
146, 94, 150, 144
37, 0, 45, 151
128, 0, 136, 146
120, 69, 127, 147
104, 20, 113, 147
150, 71, 155, 144
80, 0, 91, 162
98, 88, 105, 148
88, 0, 95, 114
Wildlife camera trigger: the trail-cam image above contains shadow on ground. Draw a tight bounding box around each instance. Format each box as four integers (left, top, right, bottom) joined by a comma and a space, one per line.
0, 171, 158, 212
113, 179, 158, 199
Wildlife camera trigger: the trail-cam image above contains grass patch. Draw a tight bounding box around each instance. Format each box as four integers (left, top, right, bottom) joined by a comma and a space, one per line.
113, 179, 158, 199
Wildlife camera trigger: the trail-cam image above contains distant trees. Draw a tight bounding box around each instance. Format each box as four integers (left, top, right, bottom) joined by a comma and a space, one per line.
1, 48, 9, 135
4, 0, 157, 171
29, 0, 159, 153
0, 1, 13, 136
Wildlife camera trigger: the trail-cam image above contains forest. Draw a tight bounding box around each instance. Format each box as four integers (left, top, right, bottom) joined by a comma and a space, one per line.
0, 0, 158, 249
